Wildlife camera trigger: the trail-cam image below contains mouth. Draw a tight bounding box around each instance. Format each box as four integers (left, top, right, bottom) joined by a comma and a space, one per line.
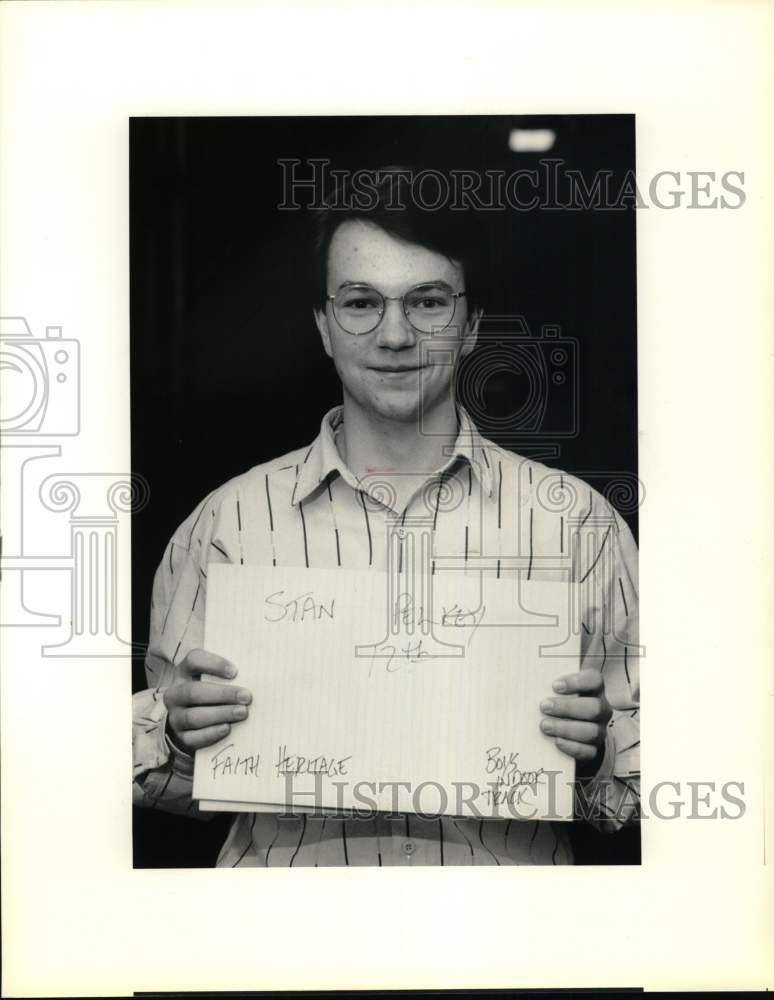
368, 365, 425, 374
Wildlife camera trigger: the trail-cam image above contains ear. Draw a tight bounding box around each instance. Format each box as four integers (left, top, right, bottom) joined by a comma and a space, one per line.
460, 307, 483, 360
314, 305, 333, 359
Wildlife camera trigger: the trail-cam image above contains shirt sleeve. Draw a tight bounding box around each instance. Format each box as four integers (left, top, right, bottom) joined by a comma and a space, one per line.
576, 505, 641, 832
132, 499, 214, 819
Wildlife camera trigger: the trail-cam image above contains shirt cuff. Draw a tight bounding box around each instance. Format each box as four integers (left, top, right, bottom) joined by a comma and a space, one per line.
132, 688, 195, 781
164, 725, 196, 778
576, 727, 616, 788
132, 688, 171, 776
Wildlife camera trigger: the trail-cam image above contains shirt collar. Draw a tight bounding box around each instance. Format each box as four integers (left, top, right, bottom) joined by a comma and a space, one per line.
291, 404, 496, 508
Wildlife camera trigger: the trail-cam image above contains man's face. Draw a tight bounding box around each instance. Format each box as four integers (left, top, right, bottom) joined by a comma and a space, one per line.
314, 220, 480, 424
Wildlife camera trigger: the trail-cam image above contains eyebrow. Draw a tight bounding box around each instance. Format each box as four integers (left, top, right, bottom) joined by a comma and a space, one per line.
333, 279, 454, 291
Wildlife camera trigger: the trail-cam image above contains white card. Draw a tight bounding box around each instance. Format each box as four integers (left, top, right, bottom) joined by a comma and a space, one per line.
194, 564, 578, 820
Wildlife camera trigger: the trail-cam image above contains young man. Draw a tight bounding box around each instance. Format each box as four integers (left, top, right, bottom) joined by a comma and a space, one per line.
133, 167, 640, 866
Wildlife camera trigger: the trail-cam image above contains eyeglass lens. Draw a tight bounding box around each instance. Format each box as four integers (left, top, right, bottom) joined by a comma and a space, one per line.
332, 282, 458, 335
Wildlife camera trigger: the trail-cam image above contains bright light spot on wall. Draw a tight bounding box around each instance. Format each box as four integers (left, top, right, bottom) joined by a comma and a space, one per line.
508, 129, 557, 153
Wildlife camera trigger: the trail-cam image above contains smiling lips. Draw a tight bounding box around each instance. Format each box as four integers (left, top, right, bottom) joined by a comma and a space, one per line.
369, 365, 425, 373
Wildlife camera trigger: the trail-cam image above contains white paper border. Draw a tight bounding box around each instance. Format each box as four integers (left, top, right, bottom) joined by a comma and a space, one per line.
1, 1, 773, 995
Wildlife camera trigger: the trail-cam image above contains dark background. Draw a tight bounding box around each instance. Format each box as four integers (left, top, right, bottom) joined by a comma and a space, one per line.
131, 116, 639, 866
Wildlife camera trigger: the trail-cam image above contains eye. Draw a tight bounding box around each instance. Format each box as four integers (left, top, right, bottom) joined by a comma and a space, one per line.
406, 283, 453, 306
338, 290, 382, 311
407, 288, 452, 312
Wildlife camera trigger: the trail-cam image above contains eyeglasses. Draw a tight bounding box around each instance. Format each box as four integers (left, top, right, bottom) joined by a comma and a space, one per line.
326, 281, 466, 336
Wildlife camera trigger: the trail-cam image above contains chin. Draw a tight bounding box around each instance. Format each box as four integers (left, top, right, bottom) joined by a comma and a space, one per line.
370, 395, 423, 423
344, 374, 448, 424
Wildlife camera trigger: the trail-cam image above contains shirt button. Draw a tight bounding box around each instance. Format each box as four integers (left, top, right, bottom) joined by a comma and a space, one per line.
402, 840, 416, 856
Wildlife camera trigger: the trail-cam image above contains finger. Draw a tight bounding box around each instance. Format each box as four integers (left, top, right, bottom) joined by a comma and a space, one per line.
552, 668, 604, 695
177, 723, 233, 751
180, 649, 236, 680
540, 694, 608, 722
540, 717, 601, 745
165, 680, 252, 708
170, 703, 249, 732
553, 737, 599, 762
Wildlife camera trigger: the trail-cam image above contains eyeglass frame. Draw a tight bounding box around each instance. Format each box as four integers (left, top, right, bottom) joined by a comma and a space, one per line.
325, 280, 467, 336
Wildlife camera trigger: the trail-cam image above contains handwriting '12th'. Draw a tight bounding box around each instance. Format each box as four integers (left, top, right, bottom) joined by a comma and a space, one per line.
369, 598, 486, 676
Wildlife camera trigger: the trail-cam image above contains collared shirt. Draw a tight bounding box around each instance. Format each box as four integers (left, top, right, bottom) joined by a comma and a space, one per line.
133, 405, 640, 866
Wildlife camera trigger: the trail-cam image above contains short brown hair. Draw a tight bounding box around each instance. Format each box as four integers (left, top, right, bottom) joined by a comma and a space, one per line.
309, 164, 488, 313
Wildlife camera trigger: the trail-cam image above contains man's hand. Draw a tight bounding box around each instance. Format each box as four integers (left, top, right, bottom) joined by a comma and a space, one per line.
540, 668, 612, 775
163, 649, 252, 753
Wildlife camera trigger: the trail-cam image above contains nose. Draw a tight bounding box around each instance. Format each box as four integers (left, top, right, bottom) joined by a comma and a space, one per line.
374, 297, 416, 350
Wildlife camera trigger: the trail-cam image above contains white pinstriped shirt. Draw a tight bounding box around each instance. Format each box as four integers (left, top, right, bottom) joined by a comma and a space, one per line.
133, 406, 640, 866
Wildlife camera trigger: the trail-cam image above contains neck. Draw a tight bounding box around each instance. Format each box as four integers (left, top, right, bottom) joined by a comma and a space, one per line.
338, 394, 459, 480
